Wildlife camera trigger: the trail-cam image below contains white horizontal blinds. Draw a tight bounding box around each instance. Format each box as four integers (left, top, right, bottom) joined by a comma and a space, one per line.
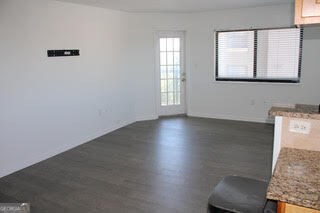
256, 28, 301, 80
216, 28, 302, 82
217, 31, 254, 78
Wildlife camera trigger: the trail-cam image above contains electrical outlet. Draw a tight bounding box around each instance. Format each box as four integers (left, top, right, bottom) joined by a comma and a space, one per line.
289, 120, 311, 134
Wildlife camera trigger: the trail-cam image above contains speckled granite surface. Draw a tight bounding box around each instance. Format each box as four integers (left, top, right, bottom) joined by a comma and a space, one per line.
269, 104, 320, 120
267, 148, 320, 210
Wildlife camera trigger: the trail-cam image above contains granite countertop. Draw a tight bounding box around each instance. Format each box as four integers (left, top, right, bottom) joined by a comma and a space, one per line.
267, 148, 320, 210
269, 104, 320, 120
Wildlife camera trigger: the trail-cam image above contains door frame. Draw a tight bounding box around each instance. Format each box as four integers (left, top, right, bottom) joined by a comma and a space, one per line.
153, 30, 188, 116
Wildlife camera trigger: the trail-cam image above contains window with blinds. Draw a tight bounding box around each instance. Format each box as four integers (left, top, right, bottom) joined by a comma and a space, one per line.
215, 28, 303, 83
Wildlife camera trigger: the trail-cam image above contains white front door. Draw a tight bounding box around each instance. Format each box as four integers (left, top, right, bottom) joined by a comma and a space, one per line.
155, 31, 186, 116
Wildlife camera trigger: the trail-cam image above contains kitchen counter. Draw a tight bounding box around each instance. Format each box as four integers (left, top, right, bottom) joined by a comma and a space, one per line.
269, 104, 320, 120
267, 147, 320, 210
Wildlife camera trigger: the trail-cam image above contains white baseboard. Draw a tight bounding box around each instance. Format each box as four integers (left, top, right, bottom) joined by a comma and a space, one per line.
135, 114, 158, 122
134, 111, 273, 124
188, 111, 274, 124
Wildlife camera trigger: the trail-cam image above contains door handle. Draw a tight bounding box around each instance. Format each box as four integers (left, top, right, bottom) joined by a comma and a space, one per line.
181, 73, 186, 82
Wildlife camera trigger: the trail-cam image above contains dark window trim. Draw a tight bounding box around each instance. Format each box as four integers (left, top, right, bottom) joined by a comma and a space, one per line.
215, 26, 300, 33
253, 30, 258, 78
215, 27, 303, 83
215, 32, 219, 79
216, 78, 300, 83
298, 28, 304, 80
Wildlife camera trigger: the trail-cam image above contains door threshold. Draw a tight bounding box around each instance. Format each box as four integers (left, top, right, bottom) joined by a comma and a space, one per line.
159, 113, 187, 118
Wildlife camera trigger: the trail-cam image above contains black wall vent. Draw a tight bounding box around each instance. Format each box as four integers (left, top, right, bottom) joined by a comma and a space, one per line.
47, 49, 80, 57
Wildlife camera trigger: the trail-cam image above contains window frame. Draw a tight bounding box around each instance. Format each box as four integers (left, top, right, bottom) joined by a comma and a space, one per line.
215, 27, 304, 83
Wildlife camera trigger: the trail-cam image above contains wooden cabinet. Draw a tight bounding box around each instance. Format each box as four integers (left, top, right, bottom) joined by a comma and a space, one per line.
295, 0, 320, 25
278, 202, 320, 213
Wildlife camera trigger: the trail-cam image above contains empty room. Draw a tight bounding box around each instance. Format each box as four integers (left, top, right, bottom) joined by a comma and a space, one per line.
1, 0, 320, 212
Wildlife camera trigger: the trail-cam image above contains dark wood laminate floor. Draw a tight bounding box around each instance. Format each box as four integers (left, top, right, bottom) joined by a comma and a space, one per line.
0, 116, 274, 213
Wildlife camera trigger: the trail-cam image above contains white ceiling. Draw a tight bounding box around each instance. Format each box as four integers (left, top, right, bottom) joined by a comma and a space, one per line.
55, 0, 292, 13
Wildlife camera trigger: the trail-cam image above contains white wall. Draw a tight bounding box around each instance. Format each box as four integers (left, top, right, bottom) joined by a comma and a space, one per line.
128, 4, 320, 123
0, 0, 135, 178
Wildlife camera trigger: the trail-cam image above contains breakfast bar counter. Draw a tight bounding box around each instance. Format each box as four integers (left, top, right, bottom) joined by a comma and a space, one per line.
269, 104, 320, 120
268, 104, 320, 213
267, 148, 320, 211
